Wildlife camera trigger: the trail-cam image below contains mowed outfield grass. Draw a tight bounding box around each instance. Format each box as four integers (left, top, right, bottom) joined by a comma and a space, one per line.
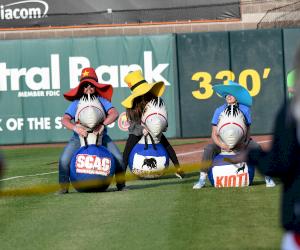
0, 140, 282, 250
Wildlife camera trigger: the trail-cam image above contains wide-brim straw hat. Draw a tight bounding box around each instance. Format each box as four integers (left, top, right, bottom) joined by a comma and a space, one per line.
64, 67, 113, 101
121, 70, 165, 108
213, 80, 253, 107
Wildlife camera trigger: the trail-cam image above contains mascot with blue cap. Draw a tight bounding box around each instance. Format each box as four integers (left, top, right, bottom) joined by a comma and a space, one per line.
57, 67, 126, 194
193, 80, 276, 189
122, 70, 184, 179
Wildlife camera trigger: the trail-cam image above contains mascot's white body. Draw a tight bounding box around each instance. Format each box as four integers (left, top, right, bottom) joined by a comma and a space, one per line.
70, 94, 115, 192
129, 98, 170, 178
217, 104, 246, 149
208, 104, 255, 187
75, 94, 106, 146
140, 98, 168, 144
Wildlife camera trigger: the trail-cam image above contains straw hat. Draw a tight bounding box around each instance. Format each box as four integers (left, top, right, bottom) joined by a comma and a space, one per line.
213, 80, 253, 107
121, 70, 165, 108
63, 67, 113, 101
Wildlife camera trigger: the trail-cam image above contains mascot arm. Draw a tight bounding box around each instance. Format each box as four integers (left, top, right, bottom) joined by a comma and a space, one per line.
91, 108, 119, 135
93, 124, 105, 135
211, 126, 230, 151
234, 126, 250, 150
244, 126, 251, 144
128, 122, 144, 136
103, 107, 119, 125
62, 114, 88, 137
142, 126, 149, 136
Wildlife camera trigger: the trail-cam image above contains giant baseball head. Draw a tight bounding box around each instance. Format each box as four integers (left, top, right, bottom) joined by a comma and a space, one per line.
141, 98, 168, 140
75, 94, 106, 130
217, 104, 246, 149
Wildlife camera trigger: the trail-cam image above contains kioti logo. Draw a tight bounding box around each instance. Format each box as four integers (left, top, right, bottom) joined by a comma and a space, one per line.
215, 173, 249, 187
0, 0, 48, 20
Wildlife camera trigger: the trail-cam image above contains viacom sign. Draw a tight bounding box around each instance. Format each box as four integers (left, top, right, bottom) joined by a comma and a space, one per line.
0, 51, 170, 97
0, 0, 48, 20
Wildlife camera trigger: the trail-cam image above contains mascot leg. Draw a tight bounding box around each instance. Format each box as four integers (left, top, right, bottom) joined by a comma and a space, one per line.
58, 135, 80, 194
193, 143, 221, 189
160, 134, 184, 178
123, 134, 142, 169
247, 139, 276, 187
160, 135, 178, 165
193, 172, 207, 189
103, 134, 127, 191
202, 143, 221, 165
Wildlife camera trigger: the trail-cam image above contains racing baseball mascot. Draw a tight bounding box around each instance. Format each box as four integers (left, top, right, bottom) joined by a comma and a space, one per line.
59, 67, 124, 193
69, 93, 116, 192
121, 70, 184, 179
207, 82, 255, 188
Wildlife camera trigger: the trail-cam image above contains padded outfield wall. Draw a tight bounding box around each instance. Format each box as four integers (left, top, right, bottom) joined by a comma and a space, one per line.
178, 29, 298, 137
0, 35, 178, 144
177, 29, 286, 137
0, 29, 299, 145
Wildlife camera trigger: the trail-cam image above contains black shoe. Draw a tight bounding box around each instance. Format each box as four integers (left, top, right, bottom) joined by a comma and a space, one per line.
55, 188, 69, 195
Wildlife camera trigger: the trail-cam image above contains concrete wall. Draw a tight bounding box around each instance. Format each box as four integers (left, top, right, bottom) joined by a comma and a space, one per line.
0, 1, 298, 40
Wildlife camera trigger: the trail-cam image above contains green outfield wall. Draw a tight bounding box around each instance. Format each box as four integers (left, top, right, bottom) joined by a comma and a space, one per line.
229, 29, 284, 135
0, 29, 299, 145
177, 29, 292, 137
0, 35, 178, 144
177, 32, 231, 137
283, 29, 300, 99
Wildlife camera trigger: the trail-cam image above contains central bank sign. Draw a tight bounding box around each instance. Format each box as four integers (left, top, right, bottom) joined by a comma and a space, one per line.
0, 51, 170, 97
0, 0, 48, 20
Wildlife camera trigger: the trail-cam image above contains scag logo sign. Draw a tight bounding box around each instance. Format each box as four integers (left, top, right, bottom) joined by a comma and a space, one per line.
75, 154, 111, 176
0, 0, 48, 20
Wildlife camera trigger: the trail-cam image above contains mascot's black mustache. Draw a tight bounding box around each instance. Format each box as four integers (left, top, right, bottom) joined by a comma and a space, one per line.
82, 93, 97, 100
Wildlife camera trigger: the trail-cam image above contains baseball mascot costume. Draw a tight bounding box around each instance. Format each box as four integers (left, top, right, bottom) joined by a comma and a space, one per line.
69, 93, 116, 192
122, 70, 184, 179
208, 82, 255, 187
58, 67, 125, 193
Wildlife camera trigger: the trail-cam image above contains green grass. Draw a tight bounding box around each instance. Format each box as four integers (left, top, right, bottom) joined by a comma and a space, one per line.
0, 145, 282, 250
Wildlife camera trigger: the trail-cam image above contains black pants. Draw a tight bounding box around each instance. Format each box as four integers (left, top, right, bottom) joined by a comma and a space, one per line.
123, 134, 179, 169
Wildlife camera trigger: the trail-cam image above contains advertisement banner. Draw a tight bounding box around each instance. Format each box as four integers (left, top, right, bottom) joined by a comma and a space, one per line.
0, 34, 177, 145
0, 0, 240, 29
